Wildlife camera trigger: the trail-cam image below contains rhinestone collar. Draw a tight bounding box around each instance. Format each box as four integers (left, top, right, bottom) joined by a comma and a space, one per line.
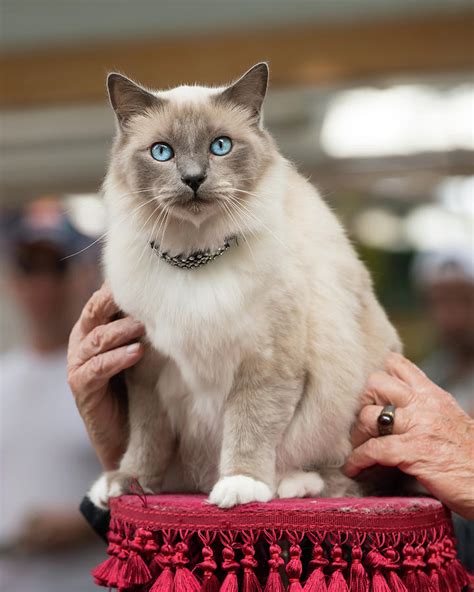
150, 236, 237, 270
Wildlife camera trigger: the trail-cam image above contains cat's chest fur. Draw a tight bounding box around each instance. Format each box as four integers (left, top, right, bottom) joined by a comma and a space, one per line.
106, 236, 269, 396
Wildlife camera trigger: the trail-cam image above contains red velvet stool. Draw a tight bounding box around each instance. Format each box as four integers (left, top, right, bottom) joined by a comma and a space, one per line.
92, 494, 470, 591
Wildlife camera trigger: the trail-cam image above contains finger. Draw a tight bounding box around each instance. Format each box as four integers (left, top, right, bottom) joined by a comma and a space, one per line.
344, 435, 406, 477
77, 286, 120, 339
73, 317, 145, 366
361, 370, 414, 408
351, 405, 410, 448
70, 342, 144, 396
384, 352, 428, 390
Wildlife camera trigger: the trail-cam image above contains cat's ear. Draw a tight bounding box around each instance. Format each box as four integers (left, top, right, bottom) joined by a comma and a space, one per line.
107, 73, 161, 129
220, 62, 269, 124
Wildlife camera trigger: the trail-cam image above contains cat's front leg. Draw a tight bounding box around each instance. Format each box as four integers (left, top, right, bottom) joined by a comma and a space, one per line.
208, 363, 303, 508
90, 348, 175, 507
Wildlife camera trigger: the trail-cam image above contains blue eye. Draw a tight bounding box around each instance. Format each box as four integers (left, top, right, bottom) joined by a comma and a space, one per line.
151, 143, 174, 162
210, 136, 232, 156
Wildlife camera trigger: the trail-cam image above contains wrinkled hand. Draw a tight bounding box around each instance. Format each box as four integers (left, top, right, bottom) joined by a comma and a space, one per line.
67, 284, 145, 470
346, 352, 474, 519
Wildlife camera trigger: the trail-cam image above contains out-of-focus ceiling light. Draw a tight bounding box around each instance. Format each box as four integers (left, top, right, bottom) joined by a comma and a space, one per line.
64, 193, 106, 237
320, 84, 474, 158
353, 208, 405, 251
404, 205, 473, 251
435, 175, 474, 216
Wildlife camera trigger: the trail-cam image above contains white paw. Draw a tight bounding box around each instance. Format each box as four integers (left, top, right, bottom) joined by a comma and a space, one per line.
208, 475, 273, 508
88, 474, 111, 510
277, 470, 325, 499
87, 472, 136, 509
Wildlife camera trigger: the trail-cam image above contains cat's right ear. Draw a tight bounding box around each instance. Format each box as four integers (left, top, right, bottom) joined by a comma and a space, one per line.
107, 73, 160, 129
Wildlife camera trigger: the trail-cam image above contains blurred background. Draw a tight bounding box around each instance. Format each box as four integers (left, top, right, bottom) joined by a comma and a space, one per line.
1, 1, 473, 590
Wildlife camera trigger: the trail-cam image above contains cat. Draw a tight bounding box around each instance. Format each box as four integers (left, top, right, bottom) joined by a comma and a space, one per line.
89, 63, 401, 509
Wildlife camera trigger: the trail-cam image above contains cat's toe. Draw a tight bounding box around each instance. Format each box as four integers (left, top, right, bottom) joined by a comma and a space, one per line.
208, 475, 273, 508
277, 470, 325, 498
88, 471, 136, 509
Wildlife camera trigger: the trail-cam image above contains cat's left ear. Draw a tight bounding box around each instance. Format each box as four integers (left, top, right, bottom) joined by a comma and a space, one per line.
219, 62, 269, 125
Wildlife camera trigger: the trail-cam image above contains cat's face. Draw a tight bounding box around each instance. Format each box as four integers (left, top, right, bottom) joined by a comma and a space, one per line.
107, 64, 274, 227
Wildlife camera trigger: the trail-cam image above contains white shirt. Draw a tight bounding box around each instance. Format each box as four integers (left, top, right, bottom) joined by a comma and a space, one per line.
0, 347, 100, 544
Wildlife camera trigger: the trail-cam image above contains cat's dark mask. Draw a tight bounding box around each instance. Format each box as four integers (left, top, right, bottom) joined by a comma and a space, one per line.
106, 64, 274, 226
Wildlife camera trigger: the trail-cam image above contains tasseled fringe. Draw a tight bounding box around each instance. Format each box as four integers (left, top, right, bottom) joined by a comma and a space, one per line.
427, 542, 450, 592
172, 539, 201, 592
349, 544, 369, 592
149, 541, 175, 592
366, 549, 391, 592
286, 537, 303, 591
327, 545, 349, 592
303, 535, 328, 592
219, 536, 240, 592
241, 534, 262, 592
90, 520, 470, 592
117, 527, 152, 589
402, 544, 434, 592
383, 548, 408, 592
91, 522, 123, 588
263, 541, 285, 592
197, 534, 220, 592
442, 537, 470, 592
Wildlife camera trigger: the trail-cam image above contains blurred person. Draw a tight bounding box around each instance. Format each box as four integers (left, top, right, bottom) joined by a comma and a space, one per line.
414, 250, 474, 415
0, 198, 102, 592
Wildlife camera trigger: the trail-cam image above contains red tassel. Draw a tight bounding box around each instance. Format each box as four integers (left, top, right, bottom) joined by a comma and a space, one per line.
303, 540, 328, 592
382, 548, 408, 592
371, 573, 391, 592
150, 542, 175, 592
92, 529, 122, 588
264, 543, 285, 592
286, 542, 303, 591
241, 542, 262, 592
150, 569, 175, 592
386, 571, 409, 592
92, 554, 121, 588
327, 570, 349, 592
366, 550, 391, 592
349, 545, 369, 592
426, 542, 447, 592
442, 538, 470, 591
118, 529, 153, 589
304, 569, 327, 592
172, 541, 201, 592
402, 544, 433, 592
201, 574, 220, 592
327, 545, 349, 592
119, 551, 152, 588
198, 542, 220, 592
219, 544, 239, 592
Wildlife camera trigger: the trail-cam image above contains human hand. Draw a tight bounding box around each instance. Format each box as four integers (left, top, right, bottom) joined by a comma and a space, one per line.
346, 352, 474, 519
67, 284, 145, 470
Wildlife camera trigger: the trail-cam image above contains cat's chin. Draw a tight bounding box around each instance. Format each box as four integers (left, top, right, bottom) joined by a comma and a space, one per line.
170, 201, 221, 227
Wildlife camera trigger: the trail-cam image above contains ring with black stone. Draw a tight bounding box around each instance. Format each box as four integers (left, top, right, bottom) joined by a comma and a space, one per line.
377, 404, 396, 436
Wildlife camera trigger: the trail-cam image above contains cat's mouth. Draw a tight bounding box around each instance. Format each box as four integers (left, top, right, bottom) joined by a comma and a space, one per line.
173, 191, 214, 213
